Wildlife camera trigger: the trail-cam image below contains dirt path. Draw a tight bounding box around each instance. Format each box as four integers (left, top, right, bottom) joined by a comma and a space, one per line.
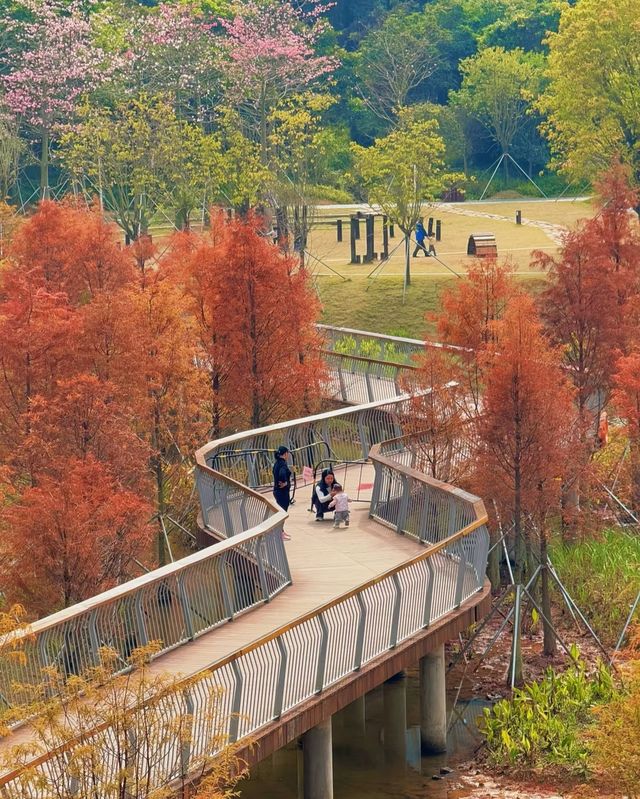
439, 203, 567, 246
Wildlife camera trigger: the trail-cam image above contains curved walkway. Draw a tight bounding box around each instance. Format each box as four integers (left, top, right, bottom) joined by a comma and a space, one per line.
0, 330, 490, 796
439, 202, 568, 246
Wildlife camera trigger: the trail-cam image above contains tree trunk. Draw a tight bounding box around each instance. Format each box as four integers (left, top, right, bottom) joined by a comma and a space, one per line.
631, 437, 640, 513
487, 528, 501, 590
152, 404, 167, 567
211, 367, 222, 438
514, 469, 525, 582
40, 129, 50, 199
247, 268, 261, 427
404, 233, 411, 287
540, 533, 556, 656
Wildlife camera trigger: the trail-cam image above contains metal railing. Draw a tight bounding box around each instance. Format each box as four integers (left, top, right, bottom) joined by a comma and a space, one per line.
318, 323, 468, 363
0, 436, 489, 796
0, 485, 290, 715
195, 394, 413, 537
322, 350, 417, 404
373, 430, 475, 486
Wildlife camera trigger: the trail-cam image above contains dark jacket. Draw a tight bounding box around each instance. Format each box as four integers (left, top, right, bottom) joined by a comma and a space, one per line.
273, 457, 291, 491
415, 221, 426, 243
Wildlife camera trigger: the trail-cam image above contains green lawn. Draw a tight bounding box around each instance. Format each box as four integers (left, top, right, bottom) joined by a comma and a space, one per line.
317, 273, 545, 339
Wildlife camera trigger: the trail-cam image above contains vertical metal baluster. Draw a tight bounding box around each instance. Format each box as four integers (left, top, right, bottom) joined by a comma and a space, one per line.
228, 660, 244, 743
454, 542, 466, 608
255, 537, 270, 602
338, 363, 347, 401
221, 487, 234, 537
273, 637, 288, 718
417, 484, 430, 544
135, 594, 149, 647
219, 553, 235, 619
177, 576, 195, 641
370, 460, 383, 517
239, 495, 248, 531
315, 613, 329, 693
354, 593, 367, 670
365, 369, 373, 402
88, 610, 101, 666
180, 688, 195, 775
424, 559, 435, 627
389, 573, 402, 648
357, 415, 369, 459
396, 474, 410, 534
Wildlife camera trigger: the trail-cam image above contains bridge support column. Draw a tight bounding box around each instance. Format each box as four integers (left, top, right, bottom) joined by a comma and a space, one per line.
383, 672, 406, 765
420, 644, 447, 754
303, 717, 333, 799
297, 743, 304, 799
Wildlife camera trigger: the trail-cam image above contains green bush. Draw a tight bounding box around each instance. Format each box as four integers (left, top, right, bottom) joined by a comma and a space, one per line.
550, 530, 640, 646
308, 184, 354, 204
481, 652, 615, 775
463, 169, 578, 200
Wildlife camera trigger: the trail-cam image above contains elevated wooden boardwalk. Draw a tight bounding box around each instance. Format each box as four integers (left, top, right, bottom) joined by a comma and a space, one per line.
148, 466, 422, 678
0, 329, 491, 794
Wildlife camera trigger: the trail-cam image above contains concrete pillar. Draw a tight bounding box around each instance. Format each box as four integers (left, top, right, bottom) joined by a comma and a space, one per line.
341, 695, 366, 735
420, 644, 447, 754
303, 717, 333, 799
297, 743, 304, 799
383, 672, 407, 765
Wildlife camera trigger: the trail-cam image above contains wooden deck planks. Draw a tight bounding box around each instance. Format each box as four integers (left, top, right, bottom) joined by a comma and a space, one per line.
147, 464, 423, 679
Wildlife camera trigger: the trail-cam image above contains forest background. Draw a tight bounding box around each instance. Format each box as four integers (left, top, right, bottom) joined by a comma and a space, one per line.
0, 0, 636, 227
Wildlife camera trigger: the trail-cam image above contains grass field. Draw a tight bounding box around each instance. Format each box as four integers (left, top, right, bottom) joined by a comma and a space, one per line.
143, 196, 595, 339
311, 197, 586, 337
306, 198, 595, 280
316, 273, 545, 338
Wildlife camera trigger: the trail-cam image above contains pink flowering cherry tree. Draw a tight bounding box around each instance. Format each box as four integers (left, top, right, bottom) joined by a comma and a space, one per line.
2, 0, 115, 197
121, 3, 219, 124
218, 0, 337, 162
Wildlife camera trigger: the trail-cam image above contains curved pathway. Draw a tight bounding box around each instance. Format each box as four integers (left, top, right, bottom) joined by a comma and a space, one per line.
439, 202, 568, 246
0, 333, 490, 796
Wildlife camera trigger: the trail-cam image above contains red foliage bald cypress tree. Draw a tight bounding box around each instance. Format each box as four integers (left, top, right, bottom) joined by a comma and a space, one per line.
0, 458, 152, 614
474, 295, 576, 653
169, 213, 325, 432
8, 200, 135, 302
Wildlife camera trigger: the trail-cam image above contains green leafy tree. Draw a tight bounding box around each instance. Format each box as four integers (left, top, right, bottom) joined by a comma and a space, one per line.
476, 0, 563, 52
215, 108, 270, 212
267, 91, 336, 260
354, 10, 440, 123
452, 46, 545, 179
0, 100, 23, 200
539, 0, 640, 198
61, 94, 224, 239
352, 118, 456, 287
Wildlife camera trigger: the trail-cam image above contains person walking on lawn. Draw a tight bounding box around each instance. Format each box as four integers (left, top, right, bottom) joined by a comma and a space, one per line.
413, 220, 429, 257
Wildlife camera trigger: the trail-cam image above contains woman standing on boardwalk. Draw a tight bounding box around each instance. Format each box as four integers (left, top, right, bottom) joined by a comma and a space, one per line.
272, 445, 292, 540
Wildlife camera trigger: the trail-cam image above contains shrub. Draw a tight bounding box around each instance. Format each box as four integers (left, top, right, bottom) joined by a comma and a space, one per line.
550, 530, 640, 646
481, 652, 616, 775
587, 663, 640, 797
